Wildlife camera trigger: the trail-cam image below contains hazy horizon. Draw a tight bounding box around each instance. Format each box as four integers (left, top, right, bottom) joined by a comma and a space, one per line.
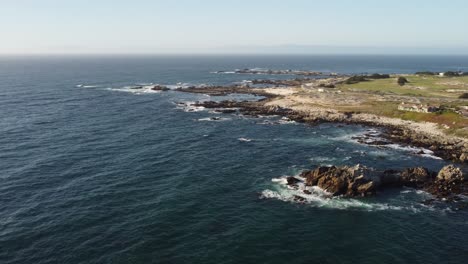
1, 0, 468, 55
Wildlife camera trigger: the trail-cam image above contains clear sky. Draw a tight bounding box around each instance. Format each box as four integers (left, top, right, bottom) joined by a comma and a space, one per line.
1, 0, 467, 54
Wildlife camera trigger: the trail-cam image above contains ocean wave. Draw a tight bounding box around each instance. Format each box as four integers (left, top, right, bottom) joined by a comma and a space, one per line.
335, 129, 442, 160
211, 71, 236, 74
277, 117, 297, 125
175, 101, 206, 112
260, 188, 407, 211
238, 137, 252, 142
197, 117, 231, 122
76, 84, 100, 88
310, 156, 336, 163
166, 82, 207, 89
106, 86, 162, 94
103, 82, 212, 94
260, 175, 432, 212
384, 144, 442, 160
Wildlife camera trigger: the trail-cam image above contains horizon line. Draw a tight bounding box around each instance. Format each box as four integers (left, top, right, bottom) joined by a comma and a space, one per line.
2, 53, 468, 57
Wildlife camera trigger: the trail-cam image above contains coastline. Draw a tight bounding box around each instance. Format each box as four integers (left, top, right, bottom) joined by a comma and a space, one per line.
179, 84, 468, 164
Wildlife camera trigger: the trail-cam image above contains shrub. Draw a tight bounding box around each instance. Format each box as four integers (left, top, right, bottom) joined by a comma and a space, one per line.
444, 71, 460, 77
318, 83, 336, 88
345, 76, 368, 84
368, 73, 391, 79
459, 93, 468, 99
415, 71, 436, 76
397, 77, 409, 86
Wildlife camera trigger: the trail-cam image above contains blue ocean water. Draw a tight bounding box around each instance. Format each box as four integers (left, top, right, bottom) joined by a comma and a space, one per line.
0, 55, 467, 264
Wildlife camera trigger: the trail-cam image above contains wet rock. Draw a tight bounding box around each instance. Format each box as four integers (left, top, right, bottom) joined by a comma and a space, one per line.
286, 176, 301, 185
300, 165, 377, 197
380, 169, 401, 187
355, 181, 376, 197
293, 195, 306, 202
151, 85, 170, 91
220, 109, 237, 114
399, 167, 432, 188
437, 165, 463, 182
301, 166, 334, 186
460, 153, 468, 162
421, 198, 436, 205
317, 175, 347, 196
292, 163, 467, 201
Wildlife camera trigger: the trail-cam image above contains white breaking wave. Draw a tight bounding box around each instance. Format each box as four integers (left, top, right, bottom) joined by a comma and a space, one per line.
197, 117, 231, 122
211, 71, 236, 74
106, 86, 161, 94
260, 188, 406, 211
332, 129, 442, 160
76, 84, 100, 88
238, 137, 252, 142
260, 175, 432, 212
277, 117, 297, 125
384, 144, 442, 160
174, 101, 206, 112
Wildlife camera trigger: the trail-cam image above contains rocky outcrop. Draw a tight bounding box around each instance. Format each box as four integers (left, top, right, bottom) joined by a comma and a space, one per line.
300, 165, 377, 197
151, 85, 170, 91
427, 165, 467, 199
399, 167, 432, 188
188, 86, 467, 164
177, 85, 275, 97
383, 128, 467, 164
437, 165, 464, 182
233, 68, 325, 76
297, 164, 466, 200
286, 176, 301, 185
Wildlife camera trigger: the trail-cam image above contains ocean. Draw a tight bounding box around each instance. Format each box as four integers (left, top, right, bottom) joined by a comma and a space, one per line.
0, 55, 467, 263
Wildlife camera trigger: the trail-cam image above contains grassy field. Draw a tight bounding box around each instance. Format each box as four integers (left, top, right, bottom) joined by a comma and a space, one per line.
334, 75, 468, 137
338, 75, 468, 98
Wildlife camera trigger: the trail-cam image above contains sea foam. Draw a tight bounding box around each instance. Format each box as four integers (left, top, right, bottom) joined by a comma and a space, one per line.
260, 175, 434, 212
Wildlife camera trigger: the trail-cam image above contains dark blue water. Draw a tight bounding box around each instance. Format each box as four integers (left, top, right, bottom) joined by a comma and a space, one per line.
1, 55, 467, 264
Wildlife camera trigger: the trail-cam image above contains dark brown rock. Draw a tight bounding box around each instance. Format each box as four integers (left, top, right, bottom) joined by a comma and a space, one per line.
437, 165, 463, 182
400, 167, 432, 188
286, 176, 300, 185
151, 85, 170, 91
300, 165, 377, 197
293, 195, 306, 202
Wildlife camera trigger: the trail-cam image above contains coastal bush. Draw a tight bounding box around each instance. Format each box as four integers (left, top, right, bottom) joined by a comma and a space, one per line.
368, 73, 390, 79
345, 76, 368, 84
459, 93, 468, 99
444, 71, 460, 77
415, 71, 436, 75
318, 83, 336, 88
397, 77, 409, 86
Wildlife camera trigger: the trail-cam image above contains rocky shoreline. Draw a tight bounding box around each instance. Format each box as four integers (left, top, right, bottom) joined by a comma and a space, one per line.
176, 78, 467, 203
214, 68, 336, 76
191, 99, 468, 164
292, 165, 466, 202
176, 85, 276, 97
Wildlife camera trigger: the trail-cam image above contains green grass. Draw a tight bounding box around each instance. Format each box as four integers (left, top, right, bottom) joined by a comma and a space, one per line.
338, 75, 468, 98
298, 75, 468, 138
